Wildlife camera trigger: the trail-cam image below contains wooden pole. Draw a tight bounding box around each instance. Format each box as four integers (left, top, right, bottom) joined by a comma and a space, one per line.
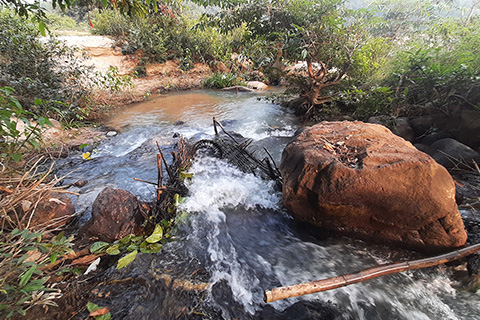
264, 243, 480, 303
157, 154, 163, 201
156, 141, 174, 180
213, 117, 219, 135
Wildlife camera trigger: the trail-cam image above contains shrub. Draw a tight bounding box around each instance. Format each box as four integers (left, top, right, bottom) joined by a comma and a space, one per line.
0, 87, 52, 163
377, 18, 480, 114
336, 85, 399, 121
45, 11, 82, 31
0, 10, 94, 124
90, 9, 131, 37
203, 72, 245, 89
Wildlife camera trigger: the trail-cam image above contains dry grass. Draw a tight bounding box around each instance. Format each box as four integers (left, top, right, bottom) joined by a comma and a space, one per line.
0, 158, 76, 233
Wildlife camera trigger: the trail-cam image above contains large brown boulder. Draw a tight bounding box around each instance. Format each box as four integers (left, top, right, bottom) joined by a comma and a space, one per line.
280, 121, 467, 253
84, 188, 148, 242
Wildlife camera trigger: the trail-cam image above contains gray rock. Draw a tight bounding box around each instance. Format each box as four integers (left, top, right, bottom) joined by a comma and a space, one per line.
431, 138, 480, 169
392, 117, 415, 142
420, 132, 451, 146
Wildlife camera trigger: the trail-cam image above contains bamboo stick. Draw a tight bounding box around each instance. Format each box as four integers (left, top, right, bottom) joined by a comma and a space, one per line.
157, 154, 164, 201
213, 117, 219, 135
264, 243, 480, 303
156, 141, 174, 180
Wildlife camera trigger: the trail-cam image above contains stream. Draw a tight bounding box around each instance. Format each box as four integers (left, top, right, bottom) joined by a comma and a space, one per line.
57, 90, 480, 319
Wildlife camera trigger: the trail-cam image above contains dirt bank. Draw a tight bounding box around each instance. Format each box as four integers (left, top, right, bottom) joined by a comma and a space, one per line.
58, 35, 214, 96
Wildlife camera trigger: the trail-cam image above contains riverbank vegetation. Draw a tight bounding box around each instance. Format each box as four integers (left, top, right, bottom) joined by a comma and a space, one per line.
1, 0, 479, 317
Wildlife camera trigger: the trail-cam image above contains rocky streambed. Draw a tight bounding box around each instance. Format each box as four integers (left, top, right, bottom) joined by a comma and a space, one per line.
24, 89, 480, 320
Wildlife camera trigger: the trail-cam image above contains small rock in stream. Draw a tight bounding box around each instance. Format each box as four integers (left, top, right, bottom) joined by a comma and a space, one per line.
73, 180, 88, 187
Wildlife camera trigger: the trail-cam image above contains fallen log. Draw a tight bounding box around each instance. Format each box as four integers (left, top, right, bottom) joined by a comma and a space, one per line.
264, 243, 480, 303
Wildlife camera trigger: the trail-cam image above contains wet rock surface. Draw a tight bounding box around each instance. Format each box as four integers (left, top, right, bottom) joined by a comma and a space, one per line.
83, 187, 148, 242
281, 121, 467, 253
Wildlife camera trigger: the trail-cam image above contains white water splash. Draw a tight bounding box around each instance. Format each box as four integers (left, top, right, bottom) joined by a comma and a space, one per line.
180, 156, 280, 316
181, 157, 280, 213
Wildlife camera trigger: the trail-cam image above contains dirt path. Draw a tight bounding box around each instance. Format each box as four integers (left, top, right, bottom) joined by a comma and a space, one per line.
58, 35, 214, 95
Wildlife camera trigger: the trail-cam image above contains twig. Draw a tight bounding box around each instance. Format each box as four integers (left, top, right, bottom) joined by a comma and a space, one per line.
133, 178, 158, 186
212, 118, 238, 143
156, 141, 174, 180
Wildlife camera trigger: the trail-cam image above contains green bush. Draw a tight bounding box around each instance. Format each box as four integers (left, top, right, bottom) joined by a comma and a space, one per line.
0, 10, 93, 124
91, 10, 245, 65
388, 19, 480, 115
0, 87, 52, 162
90, 9, 131, 37
45, 12, 82, 30
203, 72, 245, 89
336, 86, 398, 121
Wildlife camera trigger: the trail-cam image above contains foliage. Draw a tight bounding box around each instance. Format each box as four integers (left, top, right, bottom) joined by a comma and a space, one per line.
0, 10, 94, 124
367, 0, 456, 38
90, 9, 131, 37
387, 18, 480, 115
203, 72, 246, 89
93, 67, 134, 93
336, 85, 399, 120
45, 11, 82, 30
0, 87, 52, 162
90, 219, 174, 270
90, 8, 246, 65
0, 229, 74, 318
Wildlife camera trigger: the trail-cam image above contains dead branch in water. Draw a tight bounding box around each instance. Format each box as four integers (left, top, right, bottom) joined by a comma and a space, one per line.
264, 243, 480, 303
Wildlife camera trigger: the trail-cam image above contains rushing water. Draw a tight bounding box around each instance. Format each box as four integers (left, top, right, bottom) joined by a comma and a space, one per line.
58, 90, 480, 319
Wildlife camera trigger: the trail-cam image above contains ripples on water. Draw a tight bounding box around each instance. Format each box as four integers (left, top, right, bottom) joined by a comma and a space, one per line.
58, 90, 480, 319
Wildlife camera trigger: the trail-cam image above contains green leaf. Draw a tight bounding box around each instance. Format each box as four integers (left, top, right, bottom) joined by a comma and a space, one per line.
11, 153, 22, 162
126, 243, 138, 252
301, 48, 308, 59
179, 171, 193, 180
50, 253, 58, 264
19, 265, 36, 288
145, 224, 163, 243
116, 250, 137, 269
54, 231, 65, 241
34, 98, 43, 106
21, 279, 46, 293
86, 302, 102, 312
139, 241, 162, 254
105, 245, 120, 256
38, 21, 46, 36
118, 234, 136, 245
90, 241, 109, 254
